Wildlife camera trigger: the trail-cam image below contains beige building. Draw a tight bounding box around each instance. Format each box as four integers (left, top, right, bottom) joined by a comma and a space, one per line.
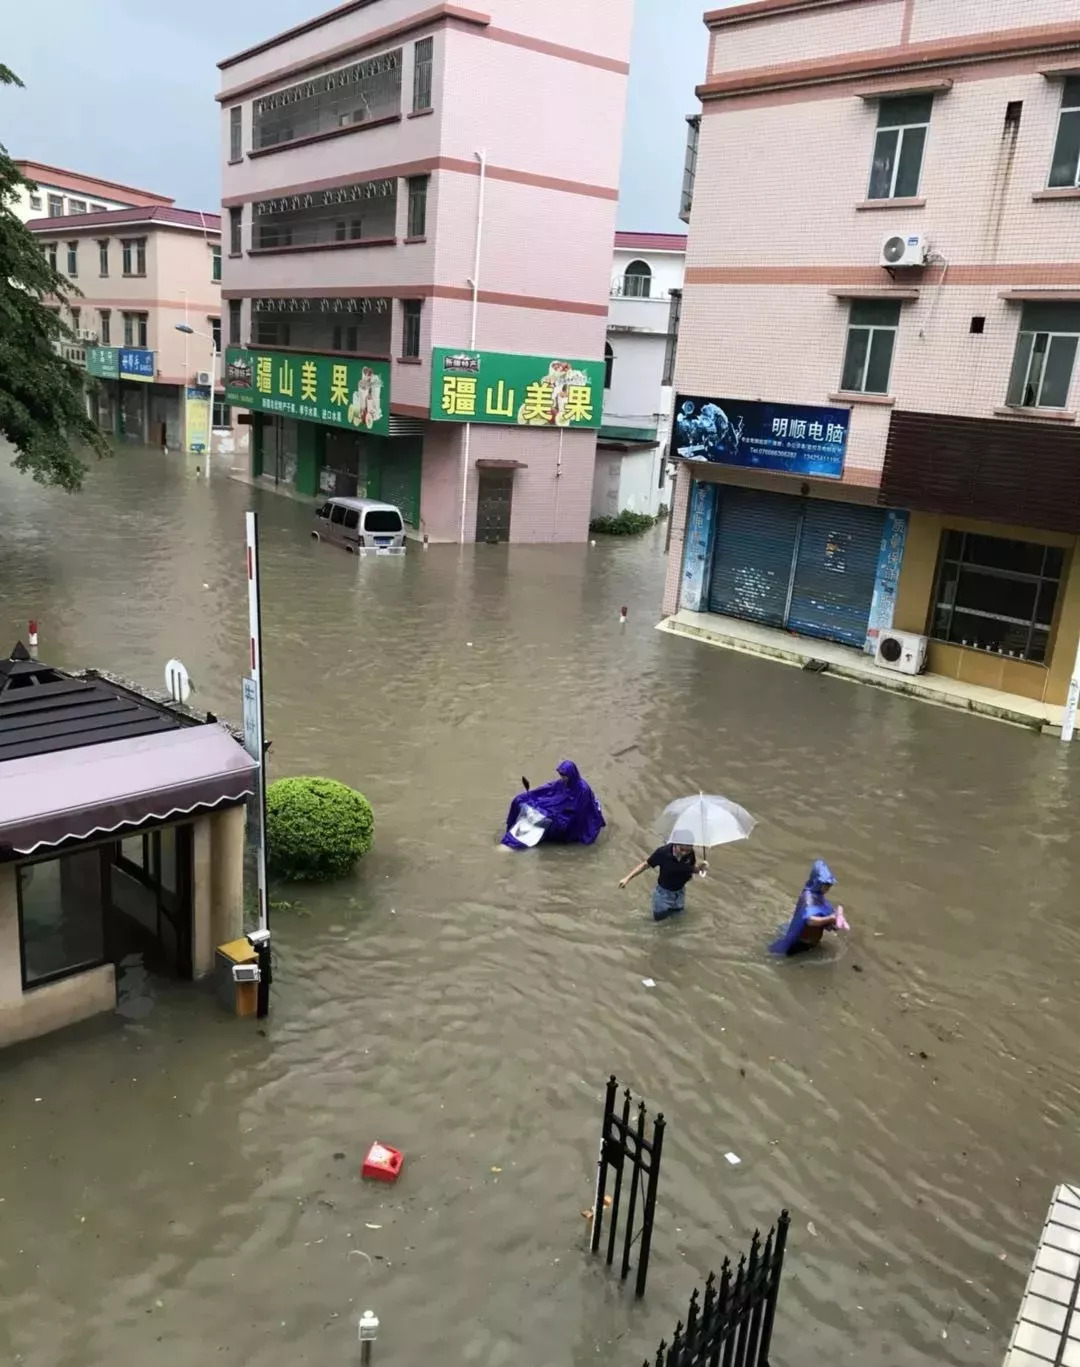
0, 646, 254, 1050
10, 159, 173, 223
27, 206, 223, 451
664, 0, 1080, 717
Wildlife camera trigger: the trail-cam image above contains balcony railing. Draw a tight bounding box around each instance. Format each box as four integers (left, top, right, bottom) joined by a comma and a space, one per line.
252, 180, 397, 251
252, 50, 403, 151
610, 277, 673, 300
251, 296, 392, 357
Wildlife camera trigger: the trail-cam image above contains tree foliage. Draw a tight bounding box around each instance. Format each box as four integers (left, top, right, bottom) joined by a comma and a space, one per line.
266, 776, 376, 882
0, 64, 109, 491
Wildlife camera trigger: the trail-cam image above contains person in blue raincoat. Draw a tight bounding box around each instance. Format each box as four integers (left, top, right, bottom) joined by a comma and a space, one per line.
770, 859, 842, 956
501, 760, 606, 851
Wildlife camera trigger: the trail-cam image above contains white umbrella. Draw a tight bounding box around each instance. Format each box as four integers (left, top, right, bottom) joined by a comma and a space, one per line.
661, 794, 756, 849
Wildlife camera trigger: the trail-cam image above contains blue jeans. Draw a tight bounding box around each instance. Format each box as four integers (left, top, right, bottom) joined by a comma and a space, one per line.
652, 885, 686, 921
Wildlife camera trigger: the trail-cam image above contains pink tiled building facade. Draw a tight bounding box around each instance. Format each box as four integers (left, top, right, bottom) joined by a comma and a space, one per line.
218, 0, 632, 542
665, 0, 1080, 709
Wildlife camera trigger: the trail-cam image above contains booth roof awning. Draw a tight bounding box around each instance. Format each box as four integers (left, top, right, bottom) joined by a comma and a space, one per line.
0, 724, 258, 856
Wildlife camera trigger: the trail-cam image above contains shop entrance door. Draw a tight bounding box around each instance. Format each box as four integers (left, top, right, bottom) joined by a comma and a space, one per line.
707, 487, 887, 648
475, 471, 513, 542
103, 824, 194, 977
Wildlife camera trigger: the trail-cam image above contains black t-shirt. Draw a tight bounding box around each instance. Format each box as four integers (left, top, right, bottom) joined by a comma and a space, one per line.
647, 845, 696, 891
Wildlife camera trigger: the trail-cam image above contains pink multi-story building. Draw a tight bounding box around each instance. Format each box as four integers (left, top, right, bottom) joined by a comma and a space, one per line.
28, 205, 222, 450
664, 0, 1080, 712
217, 0, 632, 541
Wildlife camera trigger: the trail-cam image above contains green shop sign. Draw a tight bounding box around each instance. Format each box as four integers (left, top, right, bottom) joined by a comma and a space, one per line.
224, 347, 390, 437
86, 346, 119, 380
429, 348, 604, 429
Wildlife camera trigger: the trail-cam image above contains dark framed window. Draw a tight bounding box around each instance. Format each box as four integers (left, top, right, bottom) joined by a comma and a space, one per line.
1049, 76, 1080, 188
210, 316, 222, 351
840, 299, 901, 394
229, 206, 243, 256
211, 244, 222, 281
45, 241, 57, 270
343, 508, 360, 530
17, 851, 106, 988
99, 309, 110, 345
663, 288, 682, 385
413, 36, 434, 112
68, 198, 87, 215
1006, 301, 1080, 410
330, 504, 347, 525
407, 174, 428, 238
228, 298, 242, 347
121, 237, 146, 276
230, 104, 243, 161
123, 312, 134, 347
401, 298, 422, 358
213, 399, 230, 427
124, 312, 148, 348
70, 307, 80, 333
66, 241, 78, 276
931, 530, 1064, 664
867, 93, 932, 200
623, 259, 652, 298
604, 341, 614, 390
47, 194, 63, 216
98, 238, 109, 276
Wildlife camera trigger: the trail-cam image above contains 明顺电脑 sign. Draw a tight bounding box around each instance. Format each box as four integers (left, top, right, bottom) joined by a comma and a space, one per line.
429, 348, 604, 429
224, 347, 391, 437
673, 394, 850, 479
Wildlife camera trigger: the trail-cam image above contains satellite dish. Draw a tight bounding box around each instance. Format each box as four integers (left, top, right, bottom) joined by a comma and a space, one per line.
164, 658, 192, 704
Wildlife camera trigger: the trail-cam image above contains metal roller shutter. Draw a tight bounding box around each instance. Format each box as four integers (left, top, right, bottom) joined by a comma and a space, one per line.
787, 500, 886, 647
707, 488, 801, 627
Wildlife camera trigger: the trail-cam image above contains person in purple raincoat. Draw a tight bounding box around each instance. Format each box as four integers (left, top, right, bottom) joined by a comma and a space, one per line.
501, 760, 606, 850
770, 859, 842, 956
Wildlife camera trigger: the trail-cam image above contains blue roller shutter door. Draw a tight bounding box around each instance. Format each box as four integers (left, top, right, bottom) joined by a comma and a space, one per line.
707, 487, 802, 627
787, 500, 887, 647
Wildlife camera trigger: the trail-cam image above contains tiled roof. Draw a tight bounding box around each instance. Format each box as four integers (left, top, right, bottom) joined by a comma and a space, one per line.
26, 206, 221, 234
615, 232, 688, 253
14, 160, 173, 206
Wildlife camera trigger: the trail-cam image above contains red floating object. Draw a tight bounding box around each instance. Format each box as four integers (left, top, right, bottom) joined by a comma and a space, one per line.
362, 1141, 404, 1183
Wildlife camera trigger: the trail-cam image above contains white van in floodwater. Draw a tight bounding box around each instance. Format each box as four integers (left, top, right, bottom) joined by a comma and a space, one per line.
312, 497, 406, 555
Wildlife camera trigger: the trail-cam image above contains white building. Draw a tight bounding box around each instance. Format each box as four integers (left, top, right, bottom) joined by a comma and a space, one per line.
10, 161, 173, 224
593, 231, 687, 522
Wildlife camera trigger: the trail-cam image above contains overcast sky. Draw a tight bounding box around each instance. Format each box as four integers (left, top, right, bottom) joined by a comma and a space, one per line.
2, 0, 720, 233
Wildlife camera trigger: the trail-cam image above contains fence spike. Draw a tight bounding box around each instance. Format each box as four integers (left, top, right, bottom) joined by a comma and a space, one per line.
687, 1287, 700, 1342
702, 1270, 716, 1328
653, 1340, 666, 1367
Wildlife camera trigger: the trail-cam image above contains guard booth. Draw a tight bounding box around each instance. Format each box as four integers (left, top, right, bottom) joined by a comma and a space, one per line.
0, 644, 257, 1049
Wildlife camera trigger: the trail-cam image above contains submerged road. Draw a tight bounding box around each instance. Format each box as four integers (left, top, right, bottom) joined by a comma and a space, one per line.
1, 446, 1079, 1366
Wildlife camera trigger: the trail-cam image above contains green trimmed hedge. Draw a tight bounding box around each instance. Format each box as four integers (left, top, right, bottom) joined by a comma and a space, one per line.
589, 510, 656, 537
266, 776, 374, 882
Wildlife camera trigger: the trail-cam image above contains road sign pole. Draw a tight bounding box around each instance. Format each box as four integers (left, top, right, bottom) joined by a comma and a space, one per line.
245, 512, 272, 1016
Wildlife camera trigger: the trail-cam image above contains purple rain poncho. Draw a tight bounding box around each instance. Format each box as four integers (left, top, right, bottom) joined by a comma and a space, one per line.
501, 760, 606, 851
769, 859, 836, 955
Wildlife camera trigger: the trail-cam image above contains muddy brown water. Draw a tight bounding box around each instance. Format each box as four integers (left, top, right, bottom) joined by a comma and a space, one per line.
1, 446, 1079, 1367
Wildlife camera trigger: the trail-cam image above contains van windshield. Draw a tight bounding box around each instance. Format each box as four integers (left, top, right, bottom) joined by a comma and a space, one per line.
364, 510, 404, 533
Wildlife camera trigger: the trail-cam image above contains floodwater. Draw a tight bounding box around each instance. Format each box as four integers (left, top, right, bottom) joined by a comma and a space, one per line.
2, 445, 1080, 1367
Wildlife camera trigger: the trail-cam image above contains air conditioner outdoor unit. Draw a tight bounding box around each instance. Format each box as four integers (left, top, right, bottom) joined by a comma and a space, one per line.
195, 370, 212, 386
76, 329, 97, 342
880, 232, 928, 268
875, 629, 929, 675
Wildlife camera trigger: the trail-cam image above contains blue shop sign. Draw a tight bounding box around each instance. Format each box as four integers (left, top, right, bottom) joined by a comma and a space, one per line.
118, 348, 155, 382
673, 394, 849, 479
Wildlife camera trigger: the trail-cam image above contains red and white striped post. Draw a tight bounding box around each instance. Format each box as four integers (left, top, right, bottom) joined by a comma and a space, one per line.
245, 512, 271, 1014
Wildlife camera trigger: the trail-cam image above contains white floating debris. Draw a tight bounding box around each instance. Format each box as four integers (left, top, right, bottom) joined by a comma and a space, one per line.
724, 1152, 741, 1166
641, 978, 656, 989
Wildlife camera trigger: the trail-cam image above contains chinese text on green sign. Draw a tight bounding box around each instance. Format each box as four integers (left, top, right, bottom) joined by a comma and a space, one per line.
429, 349, 604, 429
224, 347, 390, 437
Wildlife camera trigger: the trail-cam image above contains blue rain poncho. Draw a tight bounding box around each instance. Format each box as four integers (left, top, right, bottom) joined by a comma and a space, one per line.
770, 859, 836, 955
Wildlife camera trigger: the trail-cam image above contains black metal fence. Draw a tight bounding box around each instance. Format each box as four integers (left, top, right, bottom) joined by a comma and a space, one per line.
643, 1212, 790, 1367
590, 1075, 666, 1298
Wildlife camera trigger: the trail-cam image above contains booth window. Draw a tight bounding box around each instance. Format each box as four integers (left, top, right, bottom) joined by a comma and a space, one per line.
17, 852, 106, 988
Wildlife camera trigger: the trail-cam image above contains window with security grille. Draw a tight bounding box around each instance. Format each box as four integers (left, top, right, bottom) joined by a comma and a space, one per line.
931, 531, 1064, 664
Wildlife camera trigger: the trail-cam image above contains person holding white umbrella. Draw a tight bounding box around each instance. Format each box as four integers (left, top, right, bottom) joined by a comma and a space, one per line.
618, 795, 755, 922
619, 829, 701, 921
